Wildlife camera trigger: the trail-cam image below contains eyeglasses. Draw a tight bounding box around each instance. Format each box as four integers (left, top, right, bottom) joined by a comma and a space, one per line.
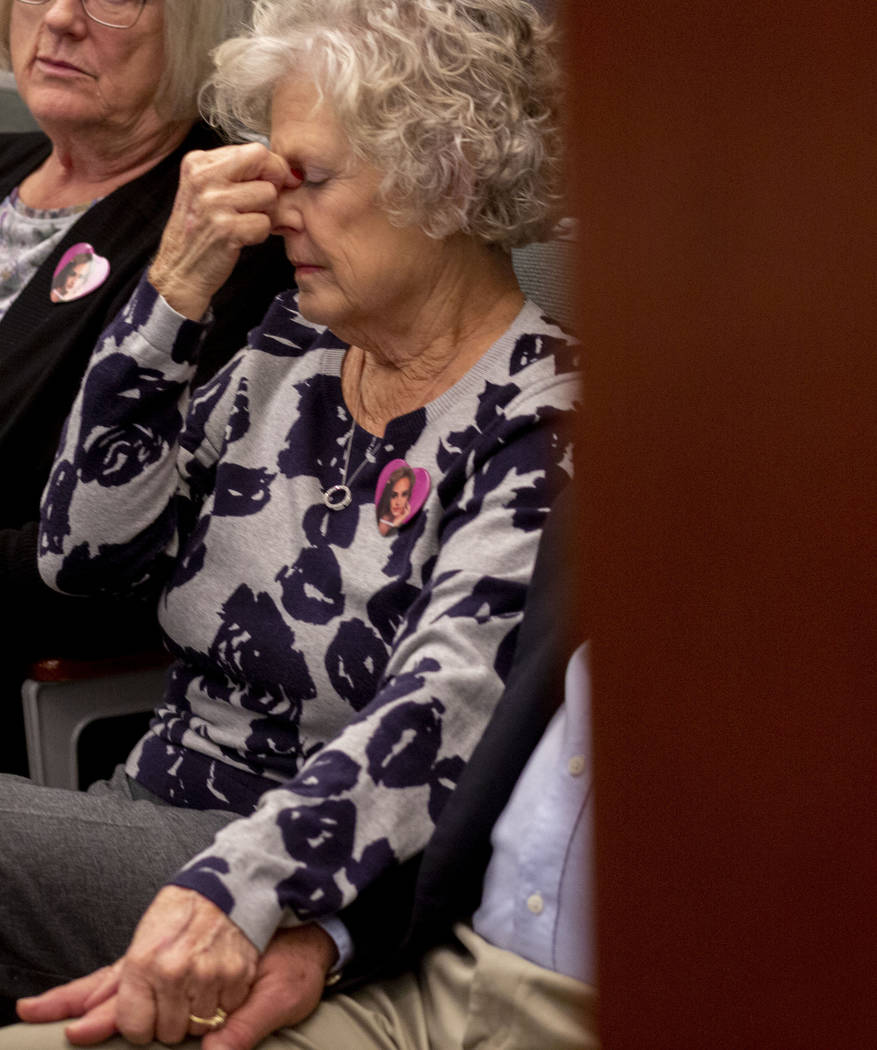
15, 0, 147, 30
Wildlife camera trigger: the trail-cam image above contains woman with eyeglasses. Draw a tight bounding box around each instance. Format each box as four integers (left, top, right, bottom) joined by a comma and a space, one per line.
0, 0, 294, 776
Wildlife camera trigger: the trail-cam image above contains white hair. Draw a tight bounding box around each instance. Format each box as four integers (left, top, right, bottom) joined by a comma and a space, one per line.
203, 0, 565, 247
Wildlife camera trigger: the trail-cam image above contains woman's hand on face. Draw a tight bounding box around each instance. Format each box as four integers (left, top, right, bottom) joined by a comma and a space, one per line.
149, 142, 297, 322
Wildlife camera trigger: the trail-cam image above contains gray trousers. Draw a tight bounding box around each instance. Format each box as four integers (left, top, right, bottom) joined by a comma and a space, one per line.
0, 924, 599, 1049
0, 767, 236, 1000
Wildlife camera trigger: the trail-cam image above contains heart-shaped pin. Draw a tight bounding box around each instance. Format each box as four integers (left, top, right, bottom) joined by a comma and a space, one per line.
51, 242, 110, 303
375, 459, 430, 535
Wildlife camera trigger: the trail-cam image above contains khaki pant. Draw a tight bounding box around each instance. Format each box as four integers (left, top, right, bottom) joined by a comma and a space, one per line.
0, 924, 598, 1050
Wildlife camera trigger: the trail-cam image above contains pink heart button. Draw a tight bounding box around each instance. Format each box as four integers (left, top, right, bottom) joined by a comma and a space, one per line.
375, 459, 430, 535
51, 242, 110, 303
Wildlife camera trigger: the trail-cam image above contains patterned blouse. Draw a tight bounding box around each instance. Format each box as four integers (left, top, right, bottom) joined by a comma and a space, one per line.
39, 275, 581, 950
0, 188, 89, 318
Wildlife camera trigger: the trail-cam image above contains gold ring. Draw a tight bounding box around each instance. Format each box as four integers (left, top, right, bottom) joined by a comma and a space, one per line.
188, 1007, 228, 1030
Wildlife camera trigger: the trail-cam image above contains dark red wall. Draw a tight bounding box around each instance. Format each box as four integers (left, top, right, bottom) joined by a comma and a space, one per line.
564, 3, 877, 1046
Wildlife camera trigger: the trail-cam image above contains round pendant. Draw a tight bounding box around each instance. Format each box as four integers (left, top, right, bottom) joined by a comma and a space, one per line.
323, 484, 352, 511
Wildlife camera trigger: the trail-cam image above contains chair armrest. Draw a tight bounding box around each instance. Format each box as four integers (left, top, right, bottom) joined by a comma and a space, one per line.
27, 649, 173, 683
22, 652, 171, 789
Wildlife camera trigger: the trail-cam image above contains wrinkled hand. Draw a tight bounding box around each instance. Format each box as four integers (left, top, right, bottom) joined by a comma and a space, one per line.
116, 885, 261, 1044
16, 962, 122, 1040
199, 924, 335, 1050
149, 142, 299, 322
19, 886, 259, 1045
17, 911, 337, 1050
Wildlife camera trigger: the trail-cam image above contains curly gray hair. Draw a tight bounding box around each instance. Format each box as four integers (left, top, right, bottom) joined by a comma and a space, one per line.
203, 0, 565, 248
0, 0, 251, 122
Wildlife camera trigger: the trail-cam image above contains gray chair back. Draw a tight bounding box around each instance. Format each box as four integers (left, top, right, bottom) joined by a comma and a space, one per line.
511, 217, 578, 332
512, 236, 577, 333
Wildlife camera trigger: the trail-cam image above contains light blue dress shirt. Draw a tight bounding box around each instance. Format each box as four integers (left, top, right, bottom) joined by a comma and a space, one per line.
472, 641, 595, 984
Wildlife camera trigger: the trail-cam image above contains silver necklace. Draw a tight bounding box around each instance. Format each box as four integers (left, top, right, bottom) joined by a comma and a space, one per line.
323, 422, 379, 510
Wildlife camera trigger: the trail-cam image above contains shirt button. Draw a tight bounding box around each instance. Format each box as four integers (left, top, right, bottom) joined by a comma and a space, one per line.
527, 892, 544, 915
568, 754, 586, 776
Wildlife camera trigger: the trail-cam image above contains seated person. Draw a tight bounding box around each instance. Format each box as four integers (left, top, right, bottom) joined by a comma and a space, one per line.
7, 488, 597, 1050
0, 0, 294, 774
0, 0, 581, 1044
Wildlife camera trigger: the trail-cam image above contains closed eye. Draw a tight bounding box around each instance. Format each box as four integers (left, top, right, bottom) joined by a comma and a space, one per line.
282, 163, 330, 188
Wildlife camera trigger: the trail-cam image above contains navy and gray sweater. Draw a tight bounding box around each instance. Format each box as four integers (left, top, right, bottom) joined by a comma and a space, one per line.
38, 275, 581, 950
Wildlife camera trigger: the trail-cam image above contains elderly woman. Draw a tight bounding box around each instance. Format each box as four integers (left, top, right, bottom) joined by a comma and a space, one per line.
0, 0, 579, 1046
0, 0, 293, 775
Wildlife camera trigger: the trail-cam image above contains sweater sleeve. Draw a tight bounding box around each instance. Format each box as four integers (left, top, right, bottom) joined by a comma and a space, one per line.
170, 375, 579, 951
37, 277, 242, 601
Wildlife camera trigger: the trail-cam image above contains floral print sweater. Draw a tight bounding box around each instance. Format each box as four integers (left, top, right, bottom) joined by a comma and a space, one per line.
38, 276, 581, 950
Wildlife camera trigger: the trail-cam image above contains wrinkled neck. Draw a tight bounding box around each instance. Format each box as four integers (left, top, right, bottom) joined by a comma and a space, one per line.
19, 115, 190, 209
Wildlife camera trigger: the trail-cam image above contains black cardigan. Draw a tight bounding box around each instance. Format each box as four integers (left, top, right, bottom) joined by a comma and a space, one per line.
0, 123, 295, 767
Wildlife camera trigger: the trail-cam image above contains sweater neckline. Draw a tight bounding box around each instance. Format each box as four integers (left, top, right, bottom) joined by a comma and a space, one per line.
9, 185, 92, 222
315, 297, 544, 442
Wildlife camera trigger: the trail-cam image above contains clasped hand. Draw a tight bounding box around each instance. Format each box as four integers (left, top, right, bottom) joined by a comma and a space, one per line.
148, 141, 299, 324
16, 886, 336, 1048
